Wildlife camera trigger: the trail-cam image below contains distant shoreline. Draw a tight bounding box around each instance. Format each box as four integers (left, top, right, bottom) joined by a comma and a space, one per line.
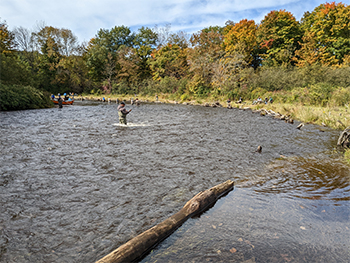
81, 94, 349, 131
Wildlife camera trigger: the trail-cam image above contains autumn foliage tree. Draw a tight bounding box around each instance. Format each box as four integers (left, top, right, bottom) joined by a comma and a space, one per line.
296, 2, 350, 67
0, 19, 16, 54
149, 43, 188, 81
187, 26, 225, 94
257, 10, 302, 67
31, 26, 81, 92
85, 26, 133, 84
224, 19, 260, 69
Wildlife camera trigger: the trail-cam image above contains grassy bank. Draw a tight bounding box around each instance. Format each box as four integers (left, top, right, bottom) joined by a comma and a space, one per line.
249, 103, 350, 130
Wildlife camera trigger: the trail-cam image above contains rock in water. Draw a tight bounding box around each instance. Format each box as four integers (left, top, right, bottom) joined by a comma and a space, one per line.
256, 145, 262, 153
297, 123, 304, 130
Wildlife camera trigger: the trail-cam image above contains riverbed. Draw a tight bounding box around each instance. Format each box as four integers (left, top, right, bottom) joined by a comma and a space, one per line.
0, 101, 349, 262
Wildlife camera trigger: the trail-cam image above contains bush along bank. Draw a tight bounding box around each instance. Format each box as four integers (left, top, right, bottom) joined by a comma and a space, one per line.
0, 84, 54, 111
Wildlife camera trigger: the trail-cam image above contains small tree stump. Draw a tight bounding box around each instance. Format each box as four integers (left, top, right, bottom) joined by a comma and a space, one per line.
297, 123, 304, 129
337, 126, 350, 148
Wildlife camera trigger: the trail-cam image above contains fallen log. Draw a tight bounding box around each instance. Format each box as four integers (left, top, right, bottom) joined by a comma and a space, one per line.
96, 180, 234, 263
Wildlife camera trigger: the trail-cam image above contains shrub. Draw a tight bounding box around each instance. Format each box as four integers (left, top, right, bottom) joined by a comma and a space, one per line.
111, 82, 130, 95
0, 85, 53, 111
308, 83, 335, 106
329, 87, 350, 107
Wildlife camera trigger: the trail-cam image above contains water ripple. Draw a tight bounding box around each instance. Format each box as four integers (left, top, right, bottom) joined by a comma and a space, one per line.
0, 103, 346, 262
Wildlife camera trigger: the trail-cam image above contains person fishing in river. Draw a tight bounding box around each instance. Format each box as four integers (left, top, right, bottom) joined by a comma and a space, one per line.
117, 101, 132, 125
57, 94, 63, 108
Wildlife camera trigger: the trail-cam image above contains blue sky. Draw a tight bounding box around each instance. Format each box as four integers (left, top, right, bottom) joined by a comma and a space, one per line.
0, 0, 338, 43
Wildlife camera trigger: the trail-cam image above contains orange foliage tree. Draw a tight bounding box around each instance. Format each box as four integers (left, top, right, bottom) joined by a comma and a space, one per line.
296, 2, 350, 67
223, 19, 260, 69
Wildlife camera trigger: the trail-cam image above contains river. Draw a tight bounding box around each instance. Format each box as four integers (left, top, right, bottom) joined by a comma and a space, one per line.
0, 101, 349, 263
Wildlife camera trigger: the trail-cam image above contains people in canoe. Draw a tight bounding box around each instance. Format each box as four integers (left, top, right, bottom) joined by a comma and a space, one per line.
51, 93, 74, 106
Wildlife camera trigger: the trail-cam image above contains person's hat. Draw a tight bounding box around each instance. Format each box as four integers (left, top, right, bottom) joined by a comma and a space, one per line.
64, 93, 67, 95
121, 101, 125, 105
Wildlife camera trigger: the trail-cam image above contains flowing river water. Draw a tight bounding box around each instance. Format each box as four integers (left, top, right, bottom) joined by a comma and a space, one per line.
0, 101, 349, 263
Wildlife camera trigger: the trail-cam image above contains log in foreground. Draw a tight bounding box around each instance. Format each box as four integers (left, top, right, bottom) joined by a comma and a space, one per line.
96, 180, 234, 263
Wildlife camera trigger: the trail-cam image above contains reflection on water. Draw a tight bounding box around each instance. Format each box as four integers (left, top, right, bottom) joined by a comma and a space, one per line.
251, 157, 350, 202
112, 122, 150, 127
0, 102, 349, 262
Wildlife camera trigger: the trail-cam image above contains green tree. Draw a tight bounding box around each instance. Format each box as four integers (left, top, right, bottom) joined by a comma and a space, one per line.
85, 26, 133, 82
149, 43, 188, 81
56, 55, 90, 94
0, 53, 34, 86
257, 10, 302, 67
31, 26, 82, 92
133, 26, 158, 79
0, 19, 16, 54
190, 26, 224, 56
32, 26, 63, 91
0, 19, 34, 86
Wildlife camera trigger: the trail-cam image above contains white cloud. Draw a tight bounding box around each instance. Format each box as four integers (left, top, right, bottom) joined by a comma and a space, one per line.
0, 0, 335, 43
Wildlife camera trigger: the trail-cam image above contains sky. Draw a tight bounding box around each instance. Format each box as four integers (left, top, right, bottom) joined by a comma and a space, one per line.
0, 0, 339, 43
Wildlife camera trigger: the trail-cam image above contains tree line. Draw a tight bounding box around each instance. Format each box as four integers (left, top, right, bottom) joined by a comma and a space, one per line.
1, 2, 350, 105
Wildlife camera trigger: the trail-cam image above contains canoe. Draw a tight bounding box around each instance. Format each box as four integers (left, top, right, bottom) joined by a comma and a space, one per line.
53, 100, 74, 105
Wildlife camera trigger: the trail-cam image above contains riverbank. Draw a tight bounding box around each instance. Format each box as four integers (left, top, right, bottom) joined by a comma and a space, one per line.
82, 94, 350, 130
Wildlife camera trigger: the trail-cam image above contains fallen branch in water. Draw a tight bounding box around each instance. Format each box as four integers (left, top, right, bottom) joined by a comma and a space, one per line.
96, 180, 234, 263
